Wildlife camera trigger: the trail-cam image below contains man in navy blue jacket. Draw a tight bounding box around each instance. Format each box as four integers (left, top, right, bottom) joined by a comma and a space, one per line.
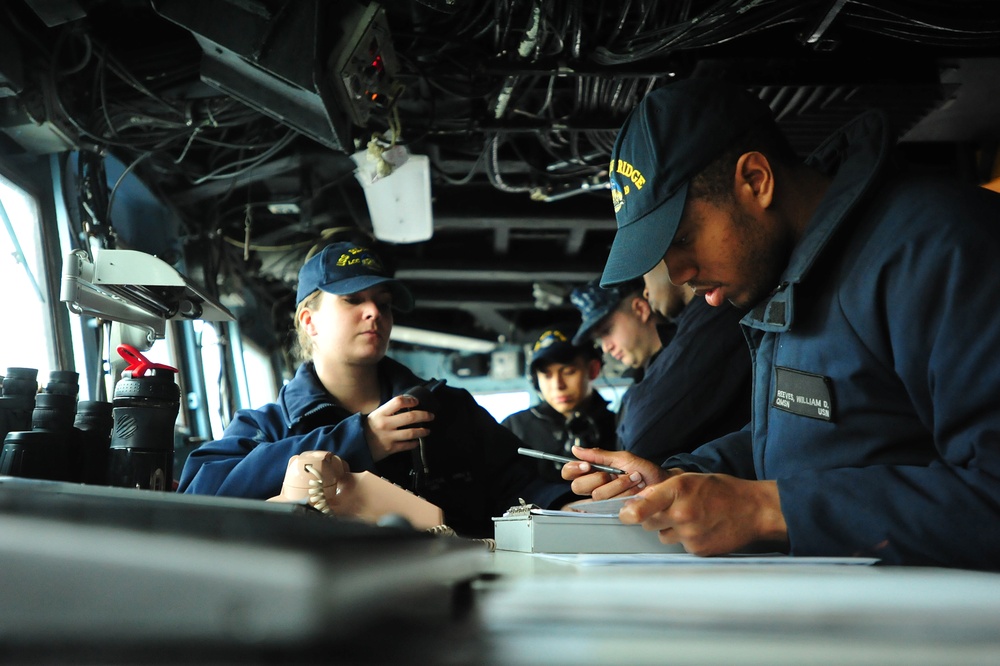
569, 277, 749, 464
566, 77, 1000, 570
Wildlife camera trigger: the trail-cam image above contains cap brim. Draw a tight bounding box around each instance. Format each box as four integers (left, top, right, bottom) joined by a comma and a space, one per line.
600, 182, 688, 287
572, 312, 609, 346
319, 275, 415, 312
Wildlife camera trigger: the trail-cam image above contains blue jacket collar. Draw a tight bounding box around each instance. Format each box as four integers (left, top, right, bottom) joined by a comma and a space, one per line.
744, 110, 891, 332
277, 357, 423, 428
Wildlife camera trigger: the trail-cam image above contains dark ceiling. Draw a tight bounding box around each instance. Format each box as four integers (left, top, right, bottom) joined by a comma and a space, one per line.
2, 0, 1000, 358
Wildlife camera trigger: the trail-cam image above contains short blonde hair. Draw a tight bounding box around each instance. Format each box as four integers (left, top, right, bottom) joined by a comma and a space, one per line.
293, 289, 323, 362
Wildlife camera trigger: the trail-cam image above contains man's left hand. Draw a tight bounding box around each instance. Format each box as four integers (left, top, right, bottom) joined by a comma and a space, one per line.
618, 473, 789, 556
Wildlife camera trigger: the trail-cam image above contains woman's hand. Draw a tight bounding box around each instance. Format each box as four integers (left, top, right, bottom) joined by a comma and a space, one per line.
363, 394, 435, 462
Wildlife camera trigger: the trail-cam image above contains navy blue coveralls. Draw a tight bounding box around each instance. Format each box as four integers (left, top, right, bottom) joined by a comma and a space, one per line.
666, 110, 1000, 569
617, 297, 751, 464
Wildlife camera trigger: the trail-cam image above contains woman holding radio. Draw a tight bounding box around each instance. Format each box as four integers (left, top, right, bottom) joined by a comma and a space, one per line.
178, 239, 578, 537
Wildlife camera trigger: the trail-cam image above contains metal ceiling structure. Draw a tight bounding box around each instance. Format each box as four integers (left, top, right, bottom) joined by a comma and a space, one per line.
2, 0, 999, 367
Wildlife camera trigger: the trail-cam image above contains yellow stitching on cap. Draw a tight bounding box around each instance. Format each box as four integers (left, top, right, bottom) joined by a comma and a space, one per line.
533, 329, 568, 351
613, 159, 645, 189
335, 246, 384, 271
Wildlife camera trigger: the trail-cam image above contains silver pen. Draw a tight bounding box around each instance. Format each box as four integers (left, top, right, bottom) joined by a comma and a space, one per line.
517, 447, 626, 475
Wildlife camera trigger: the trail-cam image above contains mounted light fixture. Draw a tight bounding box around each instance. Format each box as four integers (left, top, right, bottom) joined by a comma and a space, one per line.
61, 248, 235, 349
390, 325, 497, 354
351, 142, 433, 244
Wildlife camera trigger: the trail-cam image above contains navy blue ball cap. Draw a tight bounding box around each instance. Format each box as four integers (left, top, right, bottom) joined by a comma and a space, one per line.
529, 328, 600, 373
530, 329, 577, 371
601, 78, 775, 287
569, 278, 641, 345
295, 242, 414, 312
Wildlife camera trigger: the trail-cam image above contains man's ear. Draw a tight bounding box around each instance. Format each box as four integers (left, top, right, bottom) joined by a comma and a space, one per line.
736, 151, 774, 210
632, 296, 653, 323
586, 358, 601, 381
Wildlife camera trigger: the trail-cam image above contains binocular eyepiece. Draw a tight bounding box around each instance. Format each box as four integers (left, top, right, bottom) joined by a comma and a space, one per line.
0, 367, 39, 439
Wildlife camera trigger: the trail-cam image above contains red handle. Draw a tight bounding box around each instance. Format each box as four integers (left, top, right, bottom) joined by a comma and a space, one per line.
116, 344, 178, 378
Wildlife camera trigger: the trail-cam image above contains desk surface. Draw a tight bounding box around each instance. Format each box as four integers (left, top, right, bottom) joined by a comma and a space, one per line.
2, 478, 998, 664
0, 477, 490, 663
474, 551, 1000, 665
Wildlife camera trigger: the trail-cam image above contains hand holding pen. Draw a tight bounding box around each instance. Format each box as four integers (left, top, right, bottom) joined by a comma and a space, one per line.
561, 445, 669, 499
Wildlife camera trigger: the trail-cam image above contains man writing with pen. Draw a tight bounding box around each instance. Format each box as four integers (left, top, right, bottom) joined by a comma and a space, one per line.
561, 78, 1000, 570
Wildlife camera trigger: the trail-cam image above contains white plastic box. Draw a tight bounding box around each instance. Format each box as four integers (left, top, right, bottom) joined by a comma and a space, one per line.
493, 509, 686, 554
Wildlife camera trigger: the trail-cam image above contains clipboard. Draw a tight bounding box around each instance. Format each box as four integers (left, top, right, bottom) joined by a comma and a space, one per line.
492, 502, 686, 554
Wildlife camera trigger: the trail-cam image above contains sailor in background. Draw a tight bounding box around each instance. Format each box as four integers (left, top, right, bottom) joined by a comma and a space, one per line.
570, 277, 749, 463
501, 329, 617, 483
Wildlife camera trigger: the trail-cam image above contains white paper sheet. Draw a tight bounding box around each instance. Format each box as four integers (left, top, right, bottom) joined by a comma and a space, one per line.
533, 552, 880, 566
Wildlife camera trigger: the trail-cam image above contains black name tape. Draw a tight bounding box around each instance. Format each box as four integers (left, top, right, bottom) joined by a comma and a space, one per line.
773, 366, 834, 421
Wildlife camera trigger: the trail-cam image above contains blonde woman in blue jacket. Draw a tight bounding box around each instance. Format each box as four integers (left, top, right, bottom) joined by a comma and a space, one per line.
179, 241, 574, 537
